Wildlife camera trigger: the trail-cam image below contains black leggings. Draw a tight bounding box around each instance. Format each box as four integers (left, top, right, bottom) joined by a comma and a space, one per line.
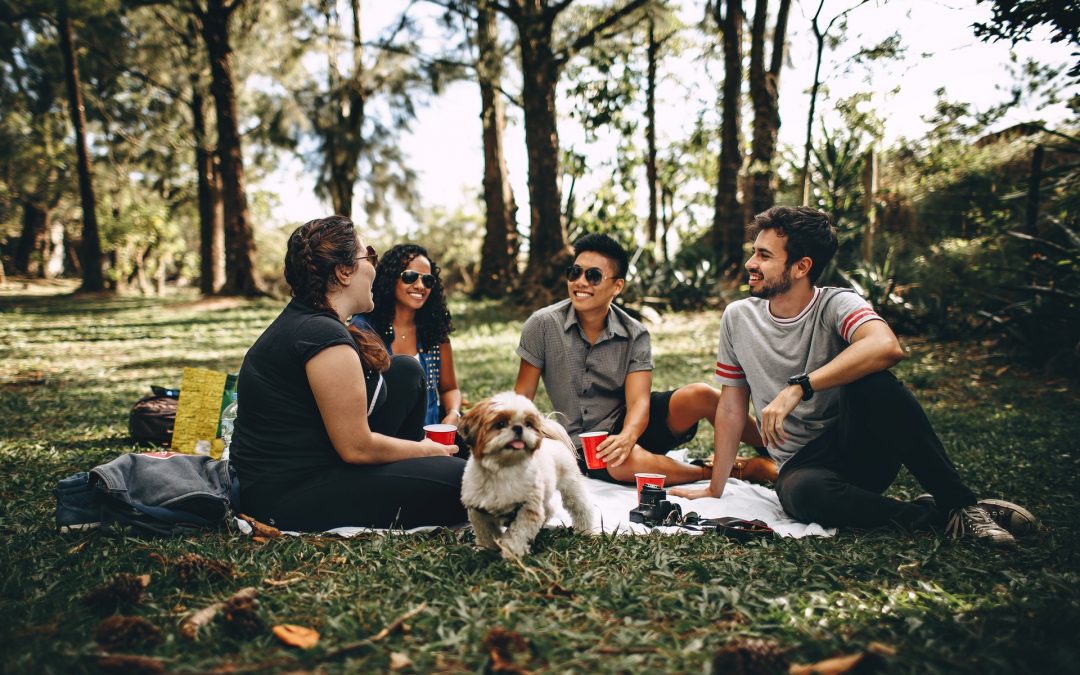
775, 371, 976, 530
243, 356, 467, 531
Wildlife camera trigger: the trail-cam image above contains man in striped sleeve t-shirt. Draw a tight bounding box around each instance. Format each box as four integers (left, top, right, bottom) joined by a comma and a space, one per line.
671, 206, 1035, 546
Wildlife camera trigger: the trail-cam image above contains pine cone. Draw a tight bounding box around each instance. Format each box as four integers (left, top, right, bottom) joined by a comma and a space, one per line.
84, 574, 150, 612
711, 638, 790, 675
221, 594, 264, 638
96, 615, 163, 651
174, 554, 234, 585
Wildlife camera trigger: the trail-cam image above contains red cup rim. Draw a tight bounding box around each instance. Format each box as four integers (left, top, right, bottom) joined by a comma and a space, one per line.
424, 424, 457, 432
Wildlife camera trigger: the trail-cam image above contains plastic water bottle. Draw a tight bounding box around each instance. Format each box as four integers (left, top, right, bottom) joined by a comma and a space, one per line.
220, 397, 238, 460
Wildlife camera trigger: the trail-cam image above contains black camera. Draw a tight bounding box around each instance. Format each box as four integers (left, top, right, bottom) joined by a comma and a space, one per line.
629, 484, 682, 526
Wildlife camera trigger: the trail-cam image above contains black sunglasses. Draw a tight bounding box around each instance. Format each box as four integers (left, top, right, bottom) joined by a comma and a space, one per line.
566, 264, 619, 286
400, 270, 436, 288
356, 245, 379, 267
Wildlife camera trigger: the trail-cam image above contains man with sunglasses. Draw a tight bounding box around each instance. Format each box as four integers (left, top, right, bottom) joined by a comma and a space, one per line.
514, 233, 763, 486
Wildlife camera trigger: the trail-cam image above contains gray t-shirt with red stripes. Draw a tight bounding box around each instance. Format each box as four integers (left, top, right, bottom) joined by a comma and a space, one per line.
714, 287, 883, 466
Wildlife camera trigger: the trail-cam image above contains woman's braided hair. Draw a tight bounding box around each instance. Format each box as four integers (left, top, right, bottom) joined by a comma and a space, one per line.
366, 243, 454, 348
284, 216, 390, 372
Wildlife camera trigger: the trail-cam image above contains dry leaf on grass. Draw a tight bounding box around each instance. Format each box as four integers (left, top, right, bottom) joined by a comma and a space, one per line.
273, 624, 320, 649
789, 649, 888, 675
96, 653, 166, 674
180, 587, 258, 640
95, 615, 162, 652
483, 628, 531, 674
389, 652, 413, 671
174, 554, 234, 584
263, 575, 305, 588
84, 574, 151, 612
237, 513, 281, 539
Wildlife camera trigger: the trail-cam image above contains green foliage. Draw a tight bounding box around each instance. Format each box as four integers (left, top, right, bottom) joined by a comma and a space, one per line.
98, 195, 192, 291
1, 288, 1079, 672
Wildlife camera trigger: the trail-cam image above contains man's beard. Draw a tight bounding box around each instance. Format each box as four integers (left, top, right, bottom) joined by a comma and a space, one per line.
748, 267, 794, 299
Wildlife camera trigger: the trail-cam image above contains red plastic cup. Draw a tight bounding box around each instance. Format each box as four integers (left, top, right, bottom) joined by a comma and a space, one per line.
424, 424, 457, 445
635, 472, 666, 500
579, 431, 609, 469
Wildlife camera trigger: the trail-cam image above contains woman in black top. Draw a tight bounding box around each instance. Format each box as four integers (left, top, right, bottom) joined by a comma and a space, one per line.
230, 216, 466, 531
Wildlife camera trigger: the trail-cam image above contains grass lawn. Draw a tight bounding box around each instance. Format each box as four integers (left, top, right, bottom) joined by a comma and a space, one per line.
1, 281, 1078, 673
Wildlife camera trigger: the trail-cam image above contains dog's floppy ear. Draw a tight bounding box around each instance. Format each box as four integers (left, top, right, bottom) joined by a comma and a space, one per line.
457, 402, 484, 447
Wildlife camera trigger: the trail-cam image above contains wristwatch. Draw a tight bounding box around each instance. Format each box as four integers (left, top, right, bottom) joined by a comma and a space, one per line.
787, 373, 814, 401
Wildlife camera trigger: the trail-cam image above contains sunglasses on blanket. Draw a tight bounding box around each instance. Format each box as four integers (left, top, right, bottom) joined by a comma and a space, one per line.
400, 270, 436, 288
566, 264, 619, 286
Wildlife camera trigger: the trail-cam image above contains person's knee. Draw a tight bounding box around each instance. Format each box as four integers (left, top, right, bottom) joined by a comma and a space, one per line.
672, 383, 720, 419
387, 354, 425, 392
777, 470, 844, 523
845, 370, 898, 398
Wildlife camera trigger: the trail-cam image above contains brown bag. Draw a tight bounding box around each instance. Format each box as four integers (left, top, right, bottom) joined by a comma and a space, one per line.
128, 395, 178, 446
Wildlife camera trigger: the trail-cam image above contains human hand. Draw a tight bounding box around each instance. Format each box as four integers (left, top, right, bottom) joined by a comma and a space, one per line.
597, 432, 636, 468
441, 411, 462, 426
419, 437, 457, 457
758, 385, 802, 449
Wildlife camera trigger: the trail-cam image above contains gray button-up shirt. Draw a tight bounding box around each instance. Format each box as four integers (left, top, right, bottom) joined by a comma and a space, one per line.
516, 299, 653, 444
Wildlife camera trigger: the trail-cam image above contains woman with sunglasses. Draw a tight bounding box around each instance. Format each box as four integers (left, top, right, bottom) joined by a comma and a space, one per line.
350, 244, 462, 428
230, 217, 466, 531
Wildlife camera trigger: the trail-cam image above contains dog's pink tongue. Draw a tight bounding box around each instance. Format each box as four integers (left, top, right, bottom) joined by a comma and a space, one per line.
510, 440, 525, 450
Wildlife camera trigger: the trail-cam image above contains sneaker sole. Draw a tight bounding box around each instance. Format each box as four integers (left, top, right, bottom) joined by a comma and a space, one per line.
978, 499, 1037, 536
59, 522, 101, 533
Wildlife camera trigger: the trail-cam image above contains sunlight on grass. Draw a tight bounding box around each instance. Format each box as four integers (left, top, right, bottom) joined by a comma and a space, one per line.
0, 286, 1077, 673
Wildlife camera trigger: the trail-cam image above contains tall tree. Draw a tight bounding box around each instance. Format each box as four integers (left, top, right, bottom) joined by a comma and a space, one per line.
747, 0, 790, 219
712, 0, 744, 269
492, 0, 650, 293
473, 0, 519, 298
0, 10, 72, 278
797, 0, 868, 205
57, 1, 105, 291
191, 0, 261, 295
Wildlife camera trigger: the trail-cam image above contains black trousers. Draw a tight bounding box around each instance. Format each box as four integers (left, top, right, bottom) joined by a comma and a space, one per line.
247, 355, 467, 531
775, 371, 976, 530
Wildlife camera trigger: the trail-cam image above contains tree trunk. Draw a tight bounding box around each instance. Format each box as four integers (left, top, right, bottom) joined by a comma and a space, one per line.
861, 147, 877, 263
645, 14, 659, 248
14, 202, 49, 276
474, 0, 519, 299
192, 79, 225, 294
713, 0, 744, 269
58, 4, 105, 292
322, 0, 365, 217
199, 0, 262, 295
1026, 143, 1043, 237
516, 10, 571, 292
748, 0, 790, 219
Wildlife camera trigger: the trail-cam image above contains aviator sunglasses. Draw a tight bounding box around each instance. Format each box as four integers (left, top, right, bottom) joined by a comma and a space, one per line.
400, 270, 436, 288
566, 264, 619, 286
356, 245, 379, 266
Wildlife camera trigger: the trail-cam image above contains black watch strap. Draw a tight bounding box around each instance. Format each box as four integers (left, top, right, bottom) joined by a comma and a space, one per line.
788, 373, 814, 401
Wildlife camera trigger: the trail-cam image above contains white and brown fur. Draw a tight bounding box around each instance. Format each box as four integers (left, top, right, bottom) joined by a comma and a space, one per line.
459, 392, 594, 559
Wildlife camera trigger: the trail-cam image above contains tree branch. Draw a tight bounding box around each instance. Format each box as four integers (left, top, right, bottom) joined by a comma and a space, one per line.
558, 0, 650, 65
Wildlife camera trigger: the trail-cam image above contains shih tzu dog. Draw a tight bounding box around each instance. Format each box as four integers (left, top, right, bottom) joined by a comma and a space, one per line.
459, 392, 594, 559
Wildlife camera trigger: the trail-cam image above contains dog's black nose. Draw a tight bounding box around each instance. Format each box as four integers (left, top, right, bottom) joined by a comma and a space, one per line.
512, 424, 523, 437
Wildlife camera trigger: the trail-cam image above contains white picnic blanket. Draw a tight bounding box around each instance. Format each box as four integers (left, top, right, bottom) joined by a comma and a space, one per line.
237, 449, 835, 539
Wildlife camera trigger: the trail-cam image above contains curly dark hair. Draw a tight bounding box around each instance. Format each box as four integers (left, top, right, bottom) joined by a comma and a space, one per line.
747, 206, 838, 283
366, 243, 454, 348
